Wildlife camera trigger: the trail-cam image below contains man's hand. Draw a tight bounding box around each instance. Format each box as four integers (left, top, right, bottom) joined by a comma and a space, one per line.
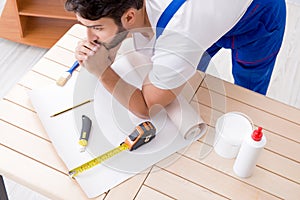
75, 40, 98, 65
75, 40, 120, 78
83, 43, 113, 78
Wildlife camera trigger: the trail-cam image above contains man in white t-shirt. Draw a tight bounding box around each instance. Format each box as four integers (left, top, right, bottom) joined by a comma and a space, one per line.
65, 0, 286, 118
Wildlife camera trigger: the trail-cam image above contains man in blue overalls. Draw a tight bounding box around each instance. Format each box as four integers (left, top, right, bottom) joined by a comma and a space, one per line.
198, 0, 286, 95
65, 0, 286, 118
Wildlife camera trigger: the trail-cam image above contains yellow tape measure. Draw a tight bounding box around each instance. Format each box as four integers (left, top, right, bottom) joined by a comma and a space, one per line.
69, 121, 156, 178
69, 143, 129, 177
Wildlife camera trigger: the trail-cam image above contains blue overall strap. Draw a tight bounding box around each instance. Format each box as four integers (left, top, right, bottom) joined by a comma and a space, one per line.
156, 0, 186, 39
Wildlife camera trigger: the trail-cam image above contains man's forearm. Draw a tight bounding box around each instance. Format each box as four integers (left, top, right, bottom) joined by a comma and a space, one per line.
99, 66, 150, 119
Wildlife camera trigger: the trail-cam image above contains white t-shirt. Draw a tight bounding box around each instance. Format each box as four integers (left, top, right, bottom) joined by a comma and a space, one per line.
133, 0, 253, 89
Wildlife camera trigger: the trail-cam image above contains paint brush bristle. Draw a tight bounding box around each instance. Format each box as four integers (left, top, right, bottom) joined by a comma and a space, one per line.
56, 71, 72, 86
56, 61, 79, 86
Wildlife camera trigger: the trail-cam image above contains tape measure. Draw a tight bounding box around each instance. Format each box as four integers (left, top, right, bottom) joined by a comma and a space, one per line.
69, 121, 156, 178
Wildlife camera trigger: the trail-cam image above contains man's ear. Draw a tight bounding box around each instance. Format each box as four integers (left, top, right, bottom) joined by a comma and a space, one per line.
121, 8, 136, 29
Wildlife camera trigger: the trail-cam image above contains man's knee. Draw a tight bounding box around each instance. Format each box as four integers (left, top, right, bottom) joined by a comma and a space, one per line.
232, 58, 276, 95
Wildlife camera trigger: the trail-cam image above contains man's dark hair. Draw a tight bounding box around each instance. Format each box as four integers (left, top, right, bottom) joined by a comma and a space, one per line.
65, 0, 144, 26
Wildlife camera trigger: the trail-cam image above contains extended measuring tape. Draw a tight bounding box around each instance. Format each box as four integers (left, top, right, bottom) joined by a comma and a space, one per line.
69, 121, 156, 178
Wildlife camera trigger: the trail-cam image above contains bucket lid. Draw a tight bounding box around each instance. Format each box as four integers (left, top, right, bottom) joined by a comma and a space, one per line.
216, 112, 253, 146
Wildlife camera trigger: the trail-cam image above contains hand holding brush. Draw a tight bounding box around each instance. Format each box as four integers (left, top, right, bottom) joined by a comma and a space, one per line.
56, 61, 80, 86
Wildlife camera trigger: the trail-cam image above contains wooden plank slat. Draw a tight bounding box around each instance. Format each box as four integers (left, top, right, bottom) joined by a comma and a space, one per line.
135, 186, 173, 200
263, 129, 300, 162
3, 84, 34, 111
258, 149, 300, 184
55, 34, 81, 52
0, 121, 66, 173
156, 154, 281, 200
31, 57, 80, 82
0, 145, 105, 200
0, 100, 49, 141
104, 168, 150, 200
32, 58, 71, 80
145, 166, 227, 200
202, 74, 300, 126
181, 141, 300, 199
18, 70, 54, 90
43, 45, 76, 68
194, 86, 300, 143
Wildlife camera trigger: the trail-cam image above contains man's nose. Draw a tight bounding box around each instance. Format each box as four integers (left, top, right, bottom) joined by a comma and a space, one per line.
86, 28, 98, 42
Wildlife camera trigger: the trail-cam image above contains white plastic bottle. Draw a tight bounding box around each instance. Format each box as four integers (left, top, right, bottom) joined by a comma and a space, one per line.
233, 127, 266, 178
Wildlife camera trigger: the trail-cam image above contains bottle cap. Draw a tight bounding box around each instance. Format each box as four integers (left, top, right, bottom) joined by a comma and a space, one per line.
251, 127, 263, 141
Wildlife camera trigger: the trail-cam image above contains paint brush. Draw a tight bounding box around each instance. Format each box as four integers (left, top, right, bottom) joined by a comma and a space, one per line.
56, 61, 80, 86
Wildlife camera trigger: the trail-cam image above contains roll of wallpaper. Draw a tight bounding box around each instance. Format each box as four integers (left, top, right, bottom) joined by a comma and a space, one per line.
165, 95, 207, 140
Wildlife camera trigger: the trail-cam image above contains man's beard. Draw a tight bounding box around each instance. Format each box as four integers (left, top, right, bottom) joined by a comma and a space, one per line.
94, 26, 128, 50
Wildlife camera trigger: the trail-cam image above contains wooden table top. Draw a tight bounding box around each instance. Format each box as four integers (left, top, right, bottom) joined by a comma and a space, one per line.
0, 24, 299, 200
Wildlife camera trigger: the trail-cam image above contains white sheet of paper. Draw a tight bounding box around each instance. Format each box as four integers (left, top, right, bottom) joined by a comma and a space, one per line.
29, 51, 207, 198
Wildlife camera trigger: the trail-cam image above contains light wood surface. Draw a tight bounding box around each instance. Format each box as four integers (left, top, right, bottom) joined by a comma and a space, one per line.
0, 24, 299, 199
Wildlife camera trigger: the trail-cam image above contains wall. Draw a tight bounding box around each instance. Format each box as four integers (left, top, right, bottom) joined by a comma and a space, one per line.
288, 0, 300, 5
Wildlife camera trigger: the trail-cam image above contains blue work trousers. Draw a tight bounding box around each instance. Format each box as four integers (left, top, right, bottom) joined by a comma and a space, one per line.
197, 0, 286, 95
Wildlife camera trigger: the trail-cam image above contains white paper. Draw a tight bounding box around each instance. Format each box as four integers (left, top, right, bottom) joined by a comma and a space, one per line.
29, 52, 207, 198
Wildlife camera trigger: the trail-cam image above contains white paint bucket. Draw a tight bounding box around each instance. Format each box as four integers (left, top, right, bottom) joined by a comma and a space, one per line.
214, 112, 253, 159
